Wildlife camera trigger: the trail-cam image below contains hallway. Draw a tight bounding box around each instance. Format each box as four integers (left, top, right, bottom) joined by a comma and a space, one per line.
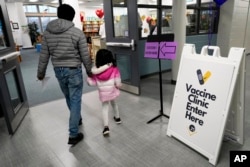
0, 55, 249, 167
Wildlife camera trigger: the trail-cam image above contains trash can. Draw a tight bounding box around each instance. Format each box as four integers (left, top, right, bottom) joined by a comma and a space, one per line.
36, 44, 41, 52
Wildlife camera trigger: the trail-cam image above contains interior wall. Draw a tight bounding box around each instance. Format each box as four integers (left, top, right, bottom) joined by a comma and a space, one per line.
244, 2, 250, 54
230, 0, 250, 51
217, 0, 250, 56
6, 2, 36, 48
6, 3, 20, 44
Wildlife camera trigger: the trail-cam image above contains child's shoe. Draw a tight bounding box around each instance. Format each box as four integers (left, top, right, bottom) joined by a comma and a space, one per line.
113, 117, 122, 124
103, 126, 110, 136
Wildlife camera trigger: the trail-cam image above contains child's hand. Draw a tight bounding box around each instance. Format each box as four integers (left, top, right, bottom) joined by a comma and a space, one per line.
116, 83, 122, 88
87, 71, 93, 77
86, 77, 91, 86
87, 77, 96, 86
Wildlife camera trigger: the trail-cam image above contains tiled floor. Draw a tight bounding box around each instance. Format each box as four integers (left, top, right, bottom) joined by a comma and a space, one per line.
0, 55, 250, 167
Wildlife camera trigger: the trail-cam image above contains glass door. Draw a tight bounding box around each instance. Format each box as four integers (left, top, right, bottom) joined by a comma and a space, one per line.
0, 52, 29, 134
104, 0, 141, 94
0, 0, 28, 135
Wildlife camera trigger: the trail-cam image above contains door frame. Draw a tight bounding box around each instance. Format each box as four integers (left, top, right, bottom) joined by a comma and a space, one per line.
103, 0, 141, 95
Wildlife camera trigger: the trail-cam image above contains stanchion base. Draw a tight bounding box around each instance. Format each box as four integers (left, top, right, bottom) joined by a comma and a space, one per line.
147, 111, 169, 124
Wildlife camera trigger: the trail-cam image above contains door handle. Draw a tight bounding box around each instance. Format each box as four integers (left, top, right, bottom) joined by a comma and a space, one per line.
106, 39, 135, 51
131, 39, 135, 51
0, 51, 20, 69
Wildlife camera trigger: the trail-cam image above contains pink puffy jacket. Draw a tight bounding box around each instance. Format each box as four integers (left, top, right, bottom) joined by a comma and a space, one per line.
87, 64, 122, 102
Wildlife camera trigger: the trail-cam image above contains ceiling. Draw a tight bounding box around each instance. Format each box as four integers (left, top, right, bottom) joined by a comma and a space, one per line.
5, 0, 103, 7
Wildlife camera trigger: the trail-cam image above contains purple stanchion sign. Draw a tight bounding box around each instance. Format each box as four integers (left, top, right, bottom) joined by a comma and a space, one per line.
144, 41, 177, 60
144, 42, 159, 59
159, 42, 177, 60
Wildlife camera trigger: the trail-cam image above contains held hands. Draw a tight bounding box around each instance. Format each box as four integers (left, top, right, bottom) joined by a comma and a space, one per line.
87, 71, 93, 77
37, 74, 45, 81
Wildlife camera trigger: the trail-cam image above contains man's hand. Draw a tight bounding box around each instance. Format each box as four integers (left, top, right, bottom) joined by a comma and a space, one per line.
87, 72, 93, 78
37, 75, 44, 81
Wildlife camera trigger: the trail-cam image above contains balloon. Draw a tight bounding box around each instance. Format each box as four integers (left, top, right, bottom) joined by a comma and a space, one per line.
146, 16, 151, 24
80, 12, 85, 22
95, 9, 104, 18
213, 0, 228, 7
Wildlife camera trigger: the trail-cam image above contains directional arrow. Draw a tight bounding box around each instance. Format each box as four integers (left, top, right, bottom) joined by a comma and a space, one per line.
159, 42, 177, 60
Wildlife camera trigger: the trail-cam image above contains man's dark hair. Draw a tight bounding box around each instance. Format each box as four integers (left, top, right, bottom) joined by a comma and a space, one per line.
95, 49, 117, 68
57, 4, 75, 21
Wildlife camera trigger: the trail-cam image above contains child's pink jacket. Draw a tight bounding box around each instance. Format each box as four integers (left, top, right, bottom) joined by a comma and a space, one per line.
87, 64, 122, 102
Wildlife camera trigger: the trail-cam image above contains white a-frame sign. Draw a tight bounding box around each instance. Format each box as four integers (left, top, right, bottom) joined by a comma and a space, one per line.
167, 44, 245, 166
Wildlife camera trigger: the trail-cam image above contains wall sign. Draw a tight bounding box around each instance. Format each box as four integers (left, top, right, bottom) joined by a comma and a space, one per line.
12, 23, 19, 30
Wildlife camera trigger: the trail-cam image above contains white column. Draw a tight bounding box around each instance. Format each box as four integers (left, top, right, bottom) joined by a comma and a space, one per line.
63, 0, 82, 30
6, 2, 33, 48
217, 0, 250, 56
16, 2, 33, 48
171, 0, 186, 82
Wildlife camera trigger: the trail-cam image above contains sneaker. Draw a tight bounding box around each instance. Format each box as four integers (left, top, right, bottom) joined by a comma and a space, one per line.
68, 133, 84, 145
79, 118, 82, 126
103, 126, 110, 136
113, 117, 122, 124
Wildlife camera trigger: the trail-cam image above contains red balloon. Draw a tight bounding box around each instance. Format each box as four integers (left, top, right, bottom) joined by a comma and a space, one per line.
95, 9, 104, 18
146, 16, 151, 24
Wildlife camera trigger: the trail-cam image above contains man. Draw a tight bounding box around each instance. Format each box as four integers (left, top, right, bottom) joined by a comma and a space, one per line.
37, 4, 92, 145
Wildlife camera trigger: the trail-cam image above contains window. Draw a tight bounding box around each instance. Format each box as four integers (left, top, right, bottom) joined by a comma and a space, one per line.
41, 17, 57, 32
137, 0, 220, 38
187, 0, 219, 35
27, 17, 41, 32
137, 0, 173, 38
24, 5, 57, 33
186, 9, 197, 34
161, 9, 173, 34
137, 0, 157, 5
0, 18, 8, 49
138, 8, 158, 37
39, 5, 57, 13
112, 0, 129, 38
23, 5, 38, 13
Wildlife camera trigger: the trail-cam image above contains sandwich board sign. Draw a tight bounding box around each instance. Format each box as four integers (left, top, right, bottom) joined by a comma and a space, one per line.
167, 44, 245, 166
224, 48, 246, 145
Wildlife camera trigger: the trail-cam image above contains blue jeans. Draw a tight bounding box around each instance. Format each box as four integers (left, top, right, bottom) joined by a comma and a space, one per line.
54, 67, 83, 137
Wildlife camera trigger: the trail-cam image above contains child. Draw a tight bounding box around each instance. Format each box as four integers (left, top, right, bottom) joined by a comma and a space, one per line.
87, 49, 122, 136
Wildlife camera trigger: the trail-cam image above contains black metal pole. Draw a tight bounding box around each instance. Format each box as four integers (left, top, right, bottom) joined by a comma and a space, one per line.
147, 48, 169, 124
159, 59, 164, 114
58, 0, 62, 5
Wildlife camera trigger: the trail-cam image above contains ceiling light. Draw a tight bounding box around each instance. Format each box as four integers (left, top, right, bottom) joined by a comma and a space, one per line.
51, 0, 58, 3
29, 0, 39, 2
